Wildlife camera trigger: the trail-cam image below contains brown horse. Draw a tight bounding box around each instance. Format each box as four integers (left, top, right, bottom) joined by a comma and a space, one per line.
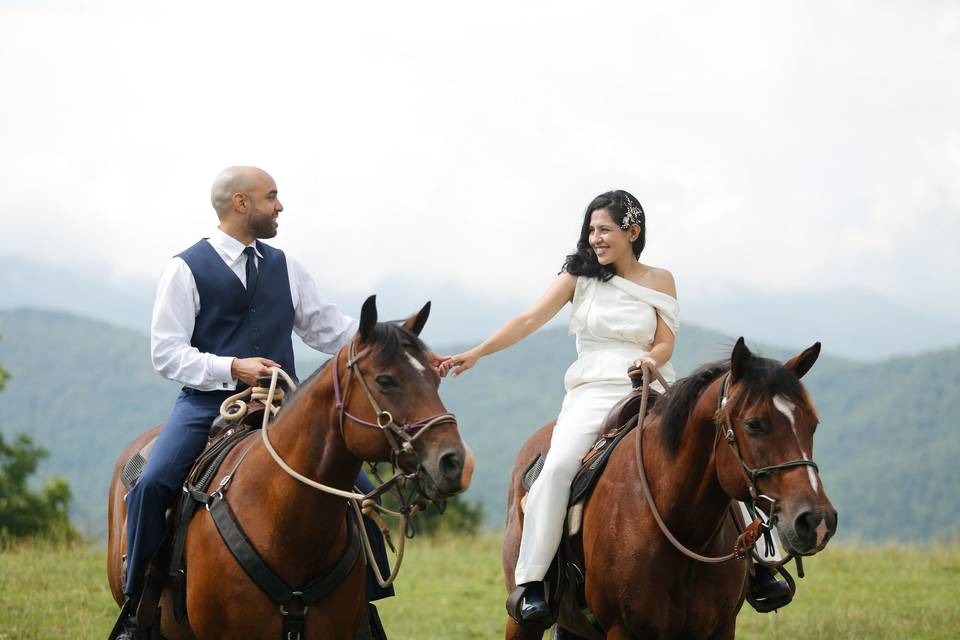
107, 296, 474, 639
502, 338, 837, 639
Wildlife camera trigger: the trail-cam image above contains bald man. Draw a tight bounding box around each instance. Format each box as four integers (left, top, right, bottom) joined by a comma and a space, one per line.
117, 167, 395, 640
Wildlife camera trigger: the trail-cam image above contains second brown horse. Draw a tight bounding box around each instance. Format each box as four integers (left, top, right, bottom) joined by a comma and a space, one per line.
503, 338, 837, 639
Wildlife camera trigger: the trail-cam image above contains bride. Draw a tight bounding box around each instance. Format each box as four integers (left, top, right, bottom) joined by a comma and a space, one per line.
441, 190, 680, 623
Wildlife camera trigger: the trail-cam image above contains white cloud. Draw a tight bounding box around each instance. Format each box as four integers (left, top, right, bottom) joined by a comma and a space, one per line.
1, 0, 958, 319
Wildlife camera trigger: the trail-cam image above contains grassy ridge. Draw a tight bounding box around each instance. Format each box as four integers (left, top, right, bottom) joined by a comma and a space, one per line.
1, 536, 958, 639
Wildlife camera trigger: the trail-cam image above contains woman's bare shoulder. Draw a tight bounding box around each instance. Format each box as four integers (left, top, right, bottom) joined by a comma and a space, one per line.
641, 265, 677, 298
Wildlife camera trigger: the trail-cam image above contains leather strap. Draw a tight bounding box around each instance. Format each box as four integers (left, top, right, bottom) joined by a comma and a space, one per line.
169, 429, 257, 622
208, 493, 362, 606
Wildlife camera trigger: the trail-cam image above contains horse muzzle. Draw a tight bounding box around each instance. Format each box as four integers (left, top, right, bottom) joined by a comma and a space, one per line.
777, 504, 838, 555
419, 445, 474, 500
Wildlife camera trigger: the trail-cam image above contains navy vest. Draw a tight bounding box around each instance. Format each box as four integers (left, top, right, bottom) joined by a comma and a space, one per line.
177, 239, 297, 388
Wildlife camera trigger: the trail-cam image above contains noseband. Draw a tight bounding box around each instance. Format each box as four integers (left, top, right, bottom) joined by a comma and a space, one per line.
332, 339, 458, 474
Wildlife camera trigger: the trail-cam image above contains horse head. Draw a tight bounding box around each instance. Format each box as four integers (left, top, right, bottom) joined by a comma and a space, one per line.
714, 338, 838, 556
336, 295, 474, 501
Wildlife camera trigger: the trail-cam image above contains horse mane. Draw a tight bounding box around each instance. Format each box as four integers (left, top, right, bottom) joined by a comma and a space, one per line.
653, 355, 810, 453
652, 361, 729, 453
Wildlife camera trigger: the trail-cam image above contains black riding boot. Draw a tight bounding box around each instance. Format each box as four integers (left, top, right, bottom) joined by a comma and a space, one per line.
517, 581, 550, 624
750, 564, 791, 601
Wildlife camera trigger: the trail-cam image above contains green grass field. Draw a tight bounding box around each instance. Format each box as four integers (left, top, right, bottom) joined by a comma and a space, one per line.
1, 535, 957, 639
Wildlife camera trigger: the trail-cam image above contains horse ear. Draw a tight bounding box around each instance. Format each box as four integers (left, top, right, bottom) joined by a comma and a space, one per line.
402, 301, 431, 336
785, 342, 821, 379
359, 295, 378, 342
730, 337, 753, 382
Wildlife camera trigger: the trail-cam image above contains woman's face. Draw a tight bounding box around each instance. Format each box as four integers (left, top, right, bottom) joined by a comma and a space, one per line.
588, 208, 637, 265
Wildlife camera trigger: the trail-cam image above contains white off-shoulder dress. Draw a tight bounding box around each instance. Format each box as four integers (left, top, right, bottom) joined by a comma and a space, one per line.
515, 274, 680, 584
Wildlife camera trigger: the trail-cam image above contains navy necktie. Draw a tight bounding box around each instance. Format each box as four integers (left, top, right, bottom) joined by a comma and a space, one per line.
243, 246, 259, 295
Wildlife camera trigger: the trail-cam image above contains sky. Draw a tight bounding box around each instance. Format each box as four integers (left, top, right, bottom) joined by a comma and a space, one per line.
1, 1, 959, 322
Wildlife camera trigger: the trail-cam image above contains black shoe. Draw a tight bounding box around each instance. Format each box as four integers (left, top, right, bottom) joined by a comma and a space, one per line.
518, 581, 550, 624
750, 565, 791, 601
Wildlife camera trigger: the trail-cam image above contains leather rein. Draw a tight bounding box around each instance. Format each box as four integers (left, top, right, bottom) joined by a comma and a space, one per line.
633, 364, 818, 566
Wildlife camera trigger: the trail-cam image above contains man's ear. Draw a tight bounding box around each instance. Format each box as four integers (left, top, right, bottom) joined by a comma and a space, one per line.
359, 295, 378, 342
232, 192, 247, 213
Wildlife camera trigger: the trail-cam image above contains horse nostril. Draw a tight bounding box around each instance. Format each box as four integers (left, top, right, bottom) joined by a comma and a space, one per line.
793, 510, 820, 545
439, 451, 463, 480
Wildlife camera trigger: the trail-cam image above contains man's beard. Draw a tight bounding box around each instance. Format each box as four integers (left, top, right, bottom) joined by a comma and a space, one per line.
249, 212, 278, 239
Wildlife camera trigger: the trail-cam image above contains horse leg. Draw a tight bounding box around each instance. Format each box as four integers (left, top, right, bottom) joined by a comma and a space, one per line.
554, 626, 591, 640
505, 618, 547, 640
708, 618, 737, 640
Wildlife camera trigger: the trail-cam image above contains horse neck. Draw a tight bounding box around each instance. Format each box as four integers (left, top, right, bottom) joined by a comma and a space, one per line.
240, 367, 362, 545
643, 377, 731, 544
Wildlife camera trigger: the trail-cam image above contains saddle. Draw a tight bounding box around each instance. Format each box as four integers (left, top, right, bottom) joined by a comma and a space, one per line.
119, 400, 269, 493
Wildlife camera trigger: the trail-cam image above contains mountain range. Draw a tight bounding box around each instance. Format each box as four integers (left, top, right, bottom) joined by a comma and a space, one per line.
1, 308, 957, 543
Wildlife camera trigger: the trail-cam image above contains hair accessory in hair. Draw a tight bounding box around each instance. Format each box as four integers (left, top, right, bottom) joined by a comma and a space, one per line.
621, 198, 644, 230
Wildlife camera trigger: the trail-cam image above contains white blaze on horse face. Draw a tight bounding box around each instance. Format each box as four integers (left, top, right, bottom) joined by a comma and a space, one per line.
773, 394, 819, 493
406, 351, 426, 375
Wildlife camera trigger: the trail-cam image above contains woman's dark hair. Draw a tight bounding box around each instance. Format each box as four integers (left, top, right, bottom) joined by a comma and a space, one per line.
561, 190, 646, 281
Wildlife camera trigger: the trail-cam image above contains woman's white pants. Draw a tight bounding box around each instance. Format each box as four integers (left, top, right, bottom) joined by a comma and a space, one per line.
515, 380, 630, 585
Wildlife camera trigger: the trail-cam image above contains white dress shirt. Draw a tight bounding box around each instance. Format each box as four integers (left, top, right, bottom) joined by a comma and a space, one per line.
150, 228, 358, 391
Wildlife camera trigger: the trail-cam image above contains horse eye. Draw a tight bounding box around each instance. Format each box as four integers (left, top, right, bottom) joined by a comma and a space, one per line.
375, 374, 398, 390
745, 418, 766, 434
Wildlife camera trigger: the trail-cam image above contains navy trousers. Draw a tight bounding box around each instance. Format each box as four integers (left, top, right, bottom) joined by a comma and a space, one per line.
124, 389, 395, 601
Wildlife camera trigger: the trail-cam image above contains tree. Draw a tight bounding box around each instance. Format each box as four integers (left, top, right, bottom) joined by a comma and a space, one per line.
0, 343, 79, 546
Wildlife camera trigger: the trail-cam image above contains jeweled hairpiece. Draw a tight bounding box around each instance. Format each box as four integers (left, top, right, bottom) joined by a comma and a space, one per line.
621, 199, 643, 230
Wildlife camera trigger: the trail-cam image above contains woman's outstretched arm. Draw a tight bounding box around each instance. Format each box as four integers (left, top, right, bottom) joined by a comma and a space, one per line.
441, 272, 577, 377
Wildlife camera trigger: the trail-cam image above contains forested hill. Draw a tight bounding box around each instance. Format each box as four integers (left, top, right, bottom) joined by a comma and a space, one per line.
0, 308, 957, 541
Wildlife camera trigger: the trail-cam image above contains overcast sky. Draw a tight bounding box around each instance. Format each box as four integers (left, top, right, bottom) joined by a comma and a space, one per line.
2, 1, 958, 321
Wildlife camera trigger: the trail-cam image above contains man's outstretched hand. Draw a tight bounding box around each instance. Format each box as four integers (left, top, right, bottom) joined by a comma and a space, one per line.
231, 357, 281, 387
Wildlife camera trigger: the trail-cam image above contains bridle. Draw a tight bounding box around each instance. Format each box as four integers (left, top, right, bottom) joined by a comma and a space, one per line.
714, 372, 820, 507
332, 338, 458, 480
634, 364, 818, 572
